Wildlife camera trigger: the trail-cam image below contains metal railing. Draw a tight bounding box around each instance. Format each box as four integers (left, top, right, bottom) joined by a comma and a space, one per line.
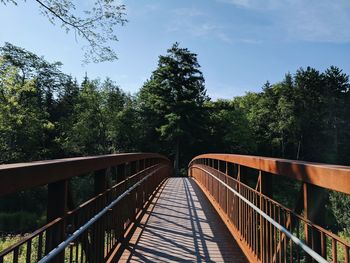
0, 153, 171, 263
189, 154, 350, 263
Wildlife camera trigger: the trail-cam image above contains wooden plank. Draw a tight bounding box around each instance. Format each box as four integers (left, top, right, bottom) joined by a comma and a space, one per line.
119, 178, 247, 262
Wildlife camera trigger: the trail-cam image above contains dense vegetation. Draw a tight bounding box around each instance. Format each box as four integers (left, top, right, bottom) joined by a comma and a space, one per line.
0, 42, 349, 237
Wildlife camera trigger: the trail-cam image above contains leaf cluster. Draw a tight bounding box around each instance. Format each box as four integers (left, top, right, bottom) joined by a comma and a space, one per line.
1, 0, 127, 63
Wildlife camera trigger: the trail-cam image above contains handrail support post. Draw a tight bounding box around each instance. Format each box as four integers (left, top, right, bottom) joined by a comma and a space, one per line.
46, 180, 68, 263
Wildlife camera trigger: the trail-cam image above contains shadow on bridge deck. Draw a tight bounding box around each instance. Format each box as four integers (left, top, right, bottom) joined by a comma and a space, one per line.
118, 177, 247, 262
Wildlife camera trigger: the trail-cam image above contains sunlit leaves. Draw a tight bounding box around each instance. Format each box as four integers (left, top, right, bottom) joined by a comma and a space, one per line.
1, 0, 127, 63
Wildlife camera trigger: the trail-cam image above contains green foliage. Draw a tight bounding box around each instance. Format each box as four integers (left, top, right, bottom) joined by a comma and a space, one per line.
232, 68, 350, 163
67, 78, 107, 155
0, 42, 350, 239
0, 59, 53, 162
0, 43, 145, 233
329, 192, 350, 233
204, 99, 256, 154
102, 78, 141, 152
1, 0, 127, 63
0, 211, 45, 233
139, 42, 209, 174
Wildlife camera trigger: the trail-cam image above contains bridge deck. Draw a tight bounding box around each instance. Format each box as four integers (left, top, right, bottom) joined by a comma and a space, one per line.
119, 177, 247, 262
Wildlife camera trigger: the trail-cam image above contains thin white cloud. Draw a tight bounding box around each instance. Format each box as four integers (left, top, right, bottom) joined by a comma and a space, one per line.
239, 38, 262, 44
172, 8, 205, 17
166, 19, 236, 44
217, 32, 234, 44
218, 0, 281, 10
128, 3, 160, 16
284, 1, 350, 43
166, 18, 262, 45
217, 0, 350, 43
167, 9, 255, 44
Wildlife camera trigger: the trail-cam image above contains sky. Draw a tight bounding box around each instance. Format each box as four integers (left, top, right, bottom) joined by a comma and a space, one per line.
0, 0, 350, 99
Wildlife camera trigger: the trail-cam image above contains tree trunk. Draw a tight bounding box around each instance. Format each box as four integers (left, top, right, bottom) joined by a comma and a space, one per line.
296, 138, 301, 160
174, 138, 179, 177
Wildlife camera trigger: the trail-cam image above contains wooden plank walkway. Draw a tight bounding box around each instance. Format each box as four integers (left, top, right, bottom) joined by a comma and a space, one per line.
119, 177, 247, 262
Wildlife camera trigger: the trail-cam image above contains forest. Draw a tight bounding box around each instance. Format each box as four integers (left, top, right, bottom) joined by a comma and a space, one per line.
0, 42, 349, 244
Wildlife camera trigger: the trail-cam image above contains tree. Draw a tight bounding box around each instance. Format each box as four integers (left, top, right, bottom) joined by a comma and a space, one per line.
54, 76, 80, 157
205, 99, 256, 154
0, 42, 75, 158
322, 66, 350, 164
139, 43, 209, 175
102, 78, 140, 152
62, 77, 107, 155
0, 58, 53, 163
1, 0, 127, 63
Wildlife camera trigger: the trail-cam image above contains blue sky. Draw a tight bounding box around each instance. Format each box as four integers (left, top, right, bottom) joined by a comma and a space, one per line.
0, 0, 350, 99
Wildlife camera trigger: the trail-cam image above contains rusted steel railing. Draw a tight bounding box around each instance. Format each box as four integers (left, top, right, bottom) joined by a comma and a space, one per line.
189, 154, 350, 263
0, 153, 171, 263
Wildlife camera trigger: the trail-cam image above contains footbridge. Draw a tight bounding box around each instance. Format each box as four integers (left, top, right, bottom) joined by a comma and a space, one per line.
0, 153, 349, 262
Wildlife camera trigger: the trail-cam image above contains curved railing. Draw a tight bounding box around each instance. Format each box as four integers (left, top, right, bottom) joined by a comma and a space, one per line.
189, 154, 350, 263
0, 153, 172, 263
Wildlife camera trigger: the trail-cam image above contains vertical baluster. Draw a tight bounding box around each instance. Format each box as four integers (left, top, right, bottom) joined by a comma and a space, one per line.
238, 165, 241, 236
274, 203, 278, 263
69, 243, 73, 263
13, 247, 19, 263
26, 240, 32, 263
217, 170, 220, 205
260, 199, 263, 261
269, 200, 272, 263
38, 233, 43, 260
332, 238, 337, 263
75, 241, 79, 263
225, 162, 229, 216
249, 189, 252, 249
284, 212, 287, 263
255, 192, 258, 259
107, 211, 110, 253
80, 240, 85, 262
110, 209, 113, 251
296, 219, 300, 263
244, 187, 247, 242
289, 214, 293, 263
278, 206, 282, 263
344, 245, 349, 263
47, 180, 68, 263
247, 188, 249, 244
320, 231, 326, 259
279, 230, 283, 263
265, 199, 269, 263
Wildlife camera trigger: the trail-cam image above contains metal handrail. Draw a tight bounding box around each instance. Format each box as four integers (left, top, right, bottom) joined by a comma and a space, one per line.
190, 153, 350, 194
0, 163, 162, 258
193, 165, 328, 263
200, 164, 350, 248
0, 152, 169, 197
38, 164, 166, 263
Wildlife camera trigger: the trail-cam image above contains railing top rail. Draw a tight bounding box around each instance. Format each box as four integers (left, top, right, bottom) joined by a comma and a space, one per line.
190, 153, 350, 194
0, 153, 169, 197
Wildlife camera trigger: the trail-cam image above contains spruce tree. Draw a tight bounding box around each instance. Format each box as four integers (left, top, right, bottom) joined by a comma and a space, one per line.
139, 43, 208, 175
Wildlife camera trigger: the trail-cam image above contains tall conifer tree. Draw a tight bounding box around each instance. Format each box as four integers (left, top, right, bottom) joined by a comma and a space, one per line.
139, 43, 208, 175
